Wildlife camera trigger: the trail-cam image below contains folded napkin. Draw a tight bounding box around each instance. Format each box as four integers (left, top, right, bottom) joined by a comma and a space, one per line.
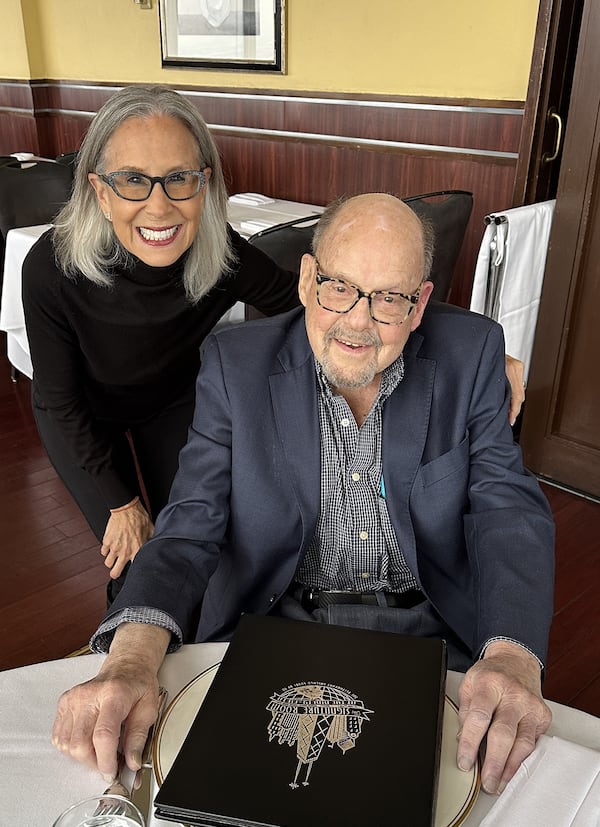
228, 192, 276, 206
481, 735, 600, 826
240, 218, 277, 234
10, 151, 35, 161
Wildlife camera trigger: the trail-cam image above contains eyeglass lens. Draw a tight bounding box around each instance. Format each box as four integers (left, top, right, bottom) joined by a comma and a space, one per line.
318, 278, 415, 323
108, 170, 205, 201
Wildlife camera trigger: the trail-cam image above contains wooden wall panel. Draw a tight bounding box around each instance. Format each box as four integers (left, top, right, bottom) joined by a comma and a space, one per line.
0, 79, 524, 307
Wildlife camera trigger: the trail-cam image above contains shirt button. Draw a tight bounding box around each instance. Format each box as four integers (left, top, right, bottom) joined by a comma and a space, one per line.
351, 472, 361, 481
359, 530, 369, 540
341, 417, 351, 427
361, 572, 370, 579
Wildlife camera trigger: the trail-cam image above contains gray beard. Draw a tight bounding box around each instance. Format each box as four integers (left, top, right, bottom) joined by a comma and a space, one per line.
320, 324, 381, 389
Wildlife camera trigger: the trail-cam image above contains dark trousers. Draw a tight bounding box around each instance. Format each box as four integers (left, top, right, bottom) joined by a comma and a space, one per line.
32, 384, 196, 601
274, 593, 473, 672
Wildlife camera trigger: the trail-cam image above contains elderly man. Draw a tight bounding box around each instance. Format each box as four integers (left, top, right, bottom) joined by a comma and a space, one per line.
53, 193, 555, 798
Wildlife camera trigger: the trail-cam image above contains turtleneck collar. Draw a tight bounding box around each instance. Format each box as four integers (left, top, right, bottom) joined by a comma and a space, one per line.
119, 248, 189, 286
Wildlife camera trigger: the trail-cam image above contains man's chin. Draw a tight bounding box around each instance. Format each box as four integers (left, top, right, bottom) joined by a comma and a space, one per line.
321, 360, 376, 390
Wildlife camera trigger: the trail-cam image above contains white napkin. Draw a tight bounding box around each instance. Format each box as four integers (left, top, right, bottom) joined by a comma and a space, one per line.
240, 219, 277, 234
480, 735, 600, 826
10, 151, 35, 161
228, 192, 276, 206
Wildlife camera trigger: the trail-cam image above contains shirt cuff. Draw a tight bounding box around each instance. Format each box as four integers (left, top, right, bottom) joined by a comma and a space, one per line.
479, 636, 544, 669
90, 607, 183, 654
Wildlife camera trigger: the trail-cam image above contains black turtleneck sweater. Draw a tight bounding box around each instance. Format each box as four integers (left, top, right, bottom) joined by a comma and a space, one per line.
22, 225, 299, 508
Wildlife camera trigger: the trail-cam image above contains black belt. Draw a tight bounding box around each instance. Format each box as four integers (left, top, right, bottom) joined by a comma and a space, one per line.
293, 584, 425, 612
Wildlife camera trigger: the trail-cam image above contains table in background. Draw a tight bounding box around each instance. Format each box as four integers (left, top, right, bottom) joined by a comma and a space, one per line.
0, 223, 50, 378
0, 196, 323, 380
2, 643, 600, 827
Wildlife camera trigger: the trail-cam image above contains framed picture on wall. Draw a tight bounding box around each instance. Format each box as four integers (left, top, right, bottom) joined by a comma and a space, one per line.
159, 0, 285, 72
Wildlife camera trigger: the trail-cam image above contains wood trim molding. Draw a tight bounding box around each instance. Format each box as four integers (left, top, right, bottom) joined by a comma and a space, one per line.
0, 78, 525, 306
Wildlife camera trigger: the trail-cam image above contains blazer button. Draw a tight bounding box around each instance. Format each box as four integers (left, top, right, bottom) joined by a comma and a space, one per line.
269, 593, 278, 603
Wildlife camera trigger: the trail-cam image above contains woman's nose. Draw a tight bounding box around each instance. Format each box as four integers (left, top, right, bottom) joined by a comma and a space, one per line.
144, 182, 172, 214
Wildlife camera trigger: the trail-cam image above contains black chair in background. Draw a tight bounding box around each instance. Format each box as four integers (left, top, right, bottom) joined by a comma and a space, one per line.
55, 150, 79, 173
0, 159, 74, 295
402, 190, 473, 301
247, 191, 473, 312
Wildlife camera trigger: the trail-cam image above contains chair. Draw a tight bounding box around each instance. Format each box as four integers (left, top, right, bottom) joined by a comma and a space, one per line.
0, 159, 74, 295
248, 212, 323, 271
247, 191, 473, 306
55, 150, 79, 173
402, 190, 473, 301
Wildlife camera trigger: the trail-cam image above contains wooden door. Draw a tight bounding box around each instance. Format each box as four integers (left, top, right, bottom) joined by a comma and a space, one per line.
520, 0, 600, 498
513, 0, 584, 206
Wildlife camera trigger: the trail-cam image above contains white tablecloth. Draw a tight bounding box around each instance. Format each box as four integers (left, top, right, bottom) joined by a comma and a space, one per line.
0, 223, 51, 378
0, 196, 323, 379
1, 644, 599, 827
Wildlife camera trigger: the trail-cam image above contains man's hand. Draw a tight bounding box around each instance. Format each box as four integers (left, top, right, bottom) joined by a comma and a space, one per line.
101, 499, 155, 579
505, 354, 526, 427
457, 640, 552, 795
52, 624, 170, 781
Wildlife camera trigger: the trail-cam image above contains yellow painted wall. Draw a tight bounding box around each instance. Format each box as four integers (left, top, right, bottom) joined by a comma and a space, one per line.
2, 0, 31, 78
3, 0, 540, 101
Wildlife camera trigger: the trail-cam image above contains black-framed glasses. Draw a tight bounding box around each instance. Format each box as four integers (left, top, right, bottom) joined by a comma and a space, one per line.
315, 261, 422, 325
98, 169, 207, 201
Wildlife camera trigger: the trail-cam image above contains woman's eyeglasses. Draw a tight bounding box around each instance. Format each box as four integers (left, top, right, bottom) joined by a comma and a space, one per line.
98, 169, 207, 201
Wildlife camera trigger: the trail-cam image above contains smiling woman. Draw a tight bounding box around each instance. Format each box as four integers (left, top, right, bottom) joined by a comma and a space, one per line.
88, 114, 211, 270
20, 84, 301, 605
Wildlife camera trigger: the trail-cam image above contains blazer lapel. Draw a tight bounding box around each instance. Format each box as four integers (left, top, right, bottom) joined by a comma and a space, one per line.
269, 319, 321, 547
382, 331, 435, 580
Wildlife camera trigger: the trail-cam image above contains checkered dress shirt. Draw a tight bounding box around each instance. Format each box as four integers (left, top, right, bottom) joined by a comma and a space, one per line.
296, 355, 419, 594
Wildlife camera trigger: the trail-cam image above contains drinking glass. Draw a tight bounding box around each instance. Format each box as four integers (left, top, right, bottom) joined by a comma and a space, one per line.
51, 794, 145, 827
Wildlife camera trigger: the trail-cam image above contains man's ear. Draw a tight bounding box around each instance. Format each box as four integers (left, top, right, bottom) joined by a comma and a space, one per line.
88, 173, 111, 215
298, 253, 315, 308
409, 280, 434, 332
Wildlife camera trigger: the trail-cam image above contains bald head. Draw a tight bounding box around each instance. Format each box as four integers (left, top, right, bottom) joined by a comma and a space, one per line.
312, 193, 433, 282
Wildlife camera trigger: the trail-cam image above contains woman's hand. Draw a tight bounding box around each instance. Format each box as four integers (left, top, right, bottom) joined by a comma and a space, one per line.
101, 498, 154, 578
505, 354, 526, 426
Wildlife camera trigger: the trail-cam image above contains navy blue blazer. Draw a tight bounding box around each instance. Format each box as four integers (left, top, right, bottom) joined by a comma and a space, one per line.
112, 303, 555, 663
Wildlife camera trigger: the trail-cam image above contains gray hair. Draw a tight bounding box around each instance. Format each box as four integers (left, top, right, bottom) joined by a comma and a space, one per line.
53, 84, 234, 303
311, 194, 435, 282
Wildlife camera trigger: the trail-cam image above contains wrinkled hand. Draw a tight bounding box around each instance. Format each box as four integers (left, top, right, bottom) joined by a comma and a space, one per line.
52, 624, 170, 781
505, 354, 526, 426
101, 499, 154, 578
457, 640, 552, 795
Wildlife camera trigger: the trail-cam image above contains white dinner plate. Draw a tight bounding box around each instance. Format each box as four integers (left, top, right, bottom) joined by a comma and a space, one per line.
154, 665, 480, 827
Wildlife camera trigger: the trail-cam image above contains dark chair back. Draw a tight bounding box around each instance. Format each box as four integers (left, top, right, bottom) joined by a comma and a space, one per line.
248, 213, 322, 272
403, 190, 473, 301
55, 151, 79, 173
0, 160, 73, 292
247, 191, 473, 306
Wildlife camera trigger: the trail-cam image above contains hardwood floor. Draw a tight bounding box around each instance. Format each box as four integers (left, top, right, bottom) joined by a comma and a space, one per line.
1, 337, 600, 719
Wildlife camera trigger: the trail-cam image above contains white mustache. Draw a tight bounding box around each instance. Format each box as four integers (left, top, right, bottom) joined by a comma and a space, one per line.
325, 324, 381, 348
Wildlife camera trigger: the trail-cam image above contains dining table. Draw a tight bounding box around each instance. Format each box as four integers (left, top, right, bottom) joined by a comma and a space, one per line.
0, 194, 323, 380
1, 641, 600, 827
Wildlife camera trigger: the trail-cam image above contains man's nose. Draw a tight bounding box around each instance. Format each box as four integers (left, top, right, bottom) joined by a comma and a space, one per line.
346, 294, 374, 326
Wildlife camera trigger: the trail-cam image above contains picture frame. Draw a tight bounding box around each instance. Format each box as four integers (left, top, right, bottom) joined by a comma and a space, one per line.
159, 0, 285, 73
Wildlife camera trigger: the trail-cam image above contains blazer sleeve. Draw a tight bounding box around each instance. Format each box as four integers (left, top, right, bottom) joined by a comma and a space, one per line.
463, 322, 555, 660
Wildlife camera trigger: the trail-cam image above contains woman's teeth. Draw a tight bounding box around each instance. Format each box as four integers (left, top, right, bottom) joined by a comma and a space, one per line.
139, 226, 178, 242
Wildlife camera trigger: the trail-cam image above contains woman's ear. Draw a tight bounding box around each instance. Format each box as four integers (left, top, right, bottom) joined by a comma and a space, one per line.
87, 172, 111, 215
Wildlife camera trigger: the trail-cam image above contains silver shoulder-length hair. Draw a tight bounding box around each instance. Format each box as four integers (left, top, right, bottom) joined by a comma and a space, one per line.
53, 84, 234, 303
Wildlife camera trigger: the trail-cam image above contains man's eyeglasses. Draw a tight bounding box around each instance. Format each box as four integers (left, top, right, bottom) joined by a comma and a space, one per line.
98, 169, 207, 202
315, 261, 422, 325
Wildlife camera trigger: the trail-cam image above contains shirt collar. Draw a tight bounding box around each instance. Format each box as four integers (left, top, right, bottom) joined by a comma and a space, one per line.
314, 352, 405, 405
